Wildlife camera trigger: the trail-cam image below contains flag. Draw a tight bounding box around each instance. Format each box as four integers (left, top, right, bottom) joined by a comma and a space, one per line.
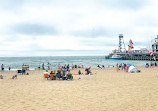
150, 52, 153, 56
153, 56, 156, 61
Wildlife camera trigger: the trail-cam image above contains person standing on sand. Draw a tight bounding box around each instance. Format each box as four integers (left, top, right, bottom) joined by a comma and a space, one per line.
1, 64, 4, 71
47, 62, 51, 70
38, 64, 40, 70
102, 65, 105, 69
116, 63, 119, 72
155, 62, 157, 66
72, 64, 74, 70
58, 64, 60, 69
42, 63, 45, 70
150, 62, 153, 67
67, 64, 69, 71
9, 67, 11, 71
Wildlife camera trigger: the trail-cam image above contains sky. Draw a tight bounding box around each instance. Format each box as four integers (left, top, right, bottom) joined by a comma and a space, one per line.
0, 0, 158, 56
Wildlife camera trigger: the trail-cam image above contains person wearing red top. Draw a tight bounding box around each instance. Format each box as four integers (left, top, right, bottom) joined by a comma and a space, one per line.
150, 62, 153, 67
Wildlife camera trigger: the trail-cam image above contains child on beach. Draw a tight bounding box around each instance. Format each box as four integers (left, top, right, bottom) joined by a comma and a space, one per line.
12, 75, 17, 79
1, 75, 4, 79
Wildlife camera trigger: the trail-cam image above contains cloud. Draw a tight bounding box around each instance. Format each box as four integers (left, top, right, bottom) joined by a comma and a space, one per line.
71, 26, 131, 38
0, 0, 158, 56
72, 27, 109, 37
98, 0, 150, 10
11, 23, 58, 35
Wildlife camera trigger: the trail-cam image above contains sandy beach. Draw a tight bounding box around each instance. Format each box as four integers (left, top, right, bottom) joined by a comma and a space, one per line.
1, 67, 158, 111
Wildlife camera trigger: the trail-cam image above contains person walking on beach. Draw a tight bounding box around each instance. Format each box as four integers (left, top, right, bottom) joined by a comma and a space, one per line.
1, 64, 4, 71
9, 67, 11, 71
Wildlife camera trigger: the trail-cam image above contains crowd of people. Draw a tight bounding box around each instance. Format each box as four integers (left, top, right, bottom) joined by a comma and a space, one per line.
116, 63, 128, 72
38, 63, 84, 71
43, 63, 97, 80
145, 62, 157, 68
44, 69, 73, 80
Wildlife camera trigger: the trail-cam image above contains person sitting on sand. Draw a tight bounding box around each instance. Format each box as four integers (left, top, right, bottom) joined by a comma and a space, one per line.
78, 70, 81, 75
67, 70, 73, 80
50, 71, 54, 74
44, 70, 49, 77
12, 75, 17, 79
85, 68, 91, 75
62, 70, 66, 77
14, 75, 17, 79
86, 68, 96, 75
1, 75, 4, 79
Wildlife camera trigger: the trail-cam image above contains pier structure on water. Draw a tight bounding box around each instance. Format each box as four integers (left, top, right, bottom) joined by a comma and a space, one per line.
105, 34, 158, 61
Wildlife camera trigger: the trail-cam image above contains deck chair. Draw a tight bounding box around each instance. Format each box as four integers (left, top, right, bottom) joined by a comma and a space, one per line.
67, 74, 73, 80
50, 74, 54, 80
44, 74, 48, 80
56, 74, 61, 80
22, 69, 26, 75
17, 70, 22, 74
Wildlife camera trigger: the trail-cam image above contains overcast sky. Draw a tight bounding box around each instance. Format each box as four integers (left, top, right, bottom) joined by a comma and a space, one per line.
0, 0, 158, 56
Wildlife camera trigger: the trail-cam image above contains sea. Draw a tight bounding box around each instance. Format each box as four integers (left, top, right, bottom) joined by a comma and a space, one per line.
0, 56, 153, 71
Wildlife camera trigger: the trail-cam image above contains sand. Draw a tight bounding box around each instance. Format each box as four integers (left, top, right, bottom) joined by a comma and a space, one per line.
1, 67, 158, 111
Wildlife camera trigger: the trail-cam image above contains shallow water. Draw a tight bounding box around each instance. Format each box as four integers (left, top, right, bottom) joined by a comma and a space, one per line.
0, 56, 154, 70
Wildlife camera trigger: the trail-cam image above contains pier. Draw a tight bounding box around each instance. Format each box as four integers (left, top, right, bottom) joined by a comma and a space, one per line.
105, 34, 158, 61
